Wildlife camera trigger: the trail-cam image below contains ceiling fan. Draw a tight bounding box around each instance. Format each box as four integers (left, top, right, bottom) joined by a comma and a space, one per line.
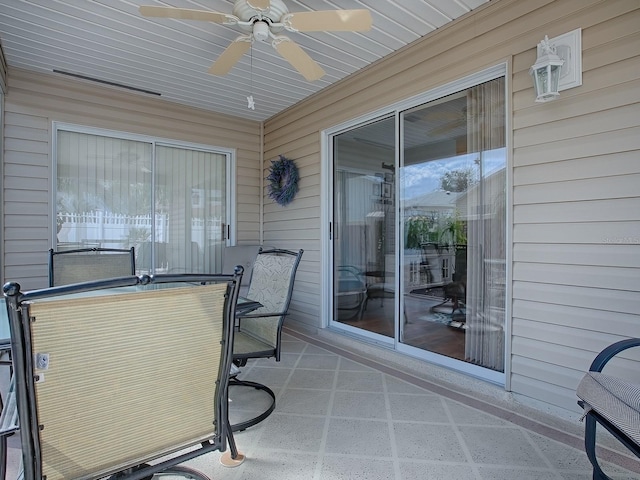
139, 0, 373, 81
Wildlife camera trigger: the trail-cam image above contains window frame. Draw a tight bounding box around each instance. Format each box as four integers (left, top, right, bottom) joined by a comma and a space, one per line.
51, 122, 237, 252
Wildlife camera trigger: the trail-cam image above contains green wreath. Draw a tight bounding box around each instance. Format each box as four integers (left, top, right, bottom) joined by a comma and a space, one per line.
267, 155, 299, 206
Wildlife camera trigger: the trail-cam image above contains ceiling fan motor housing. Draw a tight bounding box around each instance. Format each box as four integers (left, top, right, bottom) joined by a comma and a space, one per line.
234, 0, 288, 35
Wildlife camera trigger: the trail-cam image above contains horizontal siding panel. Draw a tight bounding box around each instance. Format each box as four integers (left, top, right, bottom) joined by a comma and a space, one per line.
263, 220, 319, 233
4, 226, 47, 241
513, 262, 640, 290
4, 137, 49, 155
514, 174, 640, 204
4, 202, 51, 218
513, 299, 639, 338
512, 336, 640, 384
237, 193, 261, 205
513, 221, 640, 245
514, 127, 640, 167
263, 196, 320, 212
513, 243, 640, 267
512, 336, 603, 374
513, 281, 640, 314
513, 150, 638, 186
4, 240, 49, 254
514, 198, 640, 223
4, 163, 48, 178
5, 111, 48, 129
4, 214, 48, 228
3, 273, 48, 292
3, 176, 48, 191
4, 189, 49, 203
5, 124, 50, 142
513, 58, 640, 128
511, 356, 584, 398
4, 251, 48, 267
3, 150, 48, 167
263, 227, 319, 241
585, 28, 640, 73
512, 322, 638, 364
510, 373, 581, 413
514, 73, 640, 132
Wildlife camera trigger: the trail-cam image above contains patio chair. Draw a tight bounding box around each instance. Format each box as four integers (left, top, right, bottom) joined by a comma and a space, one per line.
576, 338, 640, 480
48, 246, 136, 286
229, 247, 303, 432
3, 269, 244, 480
222, 244, 273, 296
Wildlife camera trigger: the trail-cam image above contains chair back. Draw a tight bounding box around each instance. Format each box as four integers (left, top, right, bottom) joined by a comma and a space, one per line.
48, 247, 136, 287
3, 270, 242, 480
222, 245, 263, 292
242, 248, 303, 353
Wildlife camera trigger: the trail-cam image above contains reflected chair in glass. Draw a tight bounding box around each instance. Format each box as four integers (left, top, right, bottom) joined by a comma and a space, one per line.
3, 269, 244, 480
229, 247, 303, 432
336, 265, 367, 320
48, 247, 136, 287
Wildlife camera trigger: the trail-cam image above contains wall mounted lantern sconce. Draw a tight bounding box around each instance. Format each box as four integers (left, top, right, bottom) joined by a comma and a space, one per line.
529, 28, 582, 103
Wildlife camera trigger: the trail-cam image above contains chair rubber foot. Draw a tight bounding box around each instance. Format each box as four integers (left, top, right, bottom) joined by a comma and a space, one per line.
219, 450, 246, 468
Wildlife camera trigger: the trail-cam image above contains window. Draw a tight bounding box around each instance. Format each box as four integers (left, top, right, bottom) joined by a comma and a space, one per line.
54, 126, 233, 274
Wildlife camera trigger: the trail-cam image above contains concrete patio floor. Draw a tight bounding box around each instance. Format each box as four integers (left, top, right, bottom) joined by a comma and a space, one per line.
3, 328, 639, 479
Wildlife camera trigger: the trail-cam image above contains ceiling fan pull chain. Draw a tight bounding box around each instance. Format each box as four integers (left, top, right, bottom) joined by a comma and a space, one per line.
247, 44, 256, 110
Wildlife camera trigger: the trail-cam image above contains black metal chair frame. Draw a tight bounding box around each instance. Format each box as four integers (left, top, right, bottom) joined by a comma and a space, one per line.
48, 247, 136, 287
577, 338, 640, 480
3, 269, 245, 480
229, 248, 303, 433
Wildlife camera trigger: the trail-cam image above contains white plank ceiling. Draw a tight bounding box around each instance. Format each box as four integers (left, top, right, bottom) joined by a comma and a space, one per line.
0, 0, 489, 122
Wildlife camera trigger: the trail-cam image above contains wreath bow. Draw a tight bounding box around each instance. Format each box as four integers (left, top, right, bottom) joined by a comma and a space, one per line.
267, 155, 299, 206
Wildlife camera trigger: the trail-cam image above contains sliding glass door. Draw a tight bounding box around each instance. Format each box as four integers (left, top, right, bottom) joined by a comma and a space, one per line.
332, 117, 396, 342
330, 72, 506, 379
55, 127, 229, 274
400, 77, 506, 372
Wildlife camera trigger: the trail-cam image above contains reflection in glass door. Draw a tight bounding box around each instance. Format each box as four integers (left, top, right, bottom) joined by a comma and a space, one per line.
400, 78, 506, 372
332, 117, 396, 341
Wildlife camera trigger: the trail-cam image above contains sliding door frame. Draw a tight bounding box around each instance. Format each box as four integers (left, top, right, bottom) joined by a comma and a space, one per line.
322, 63, 512, 387
51, 122, 237, 262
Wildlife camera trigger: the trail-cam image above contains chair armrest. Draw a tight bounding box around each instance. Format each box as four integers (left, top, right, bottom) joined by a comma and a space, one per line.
238, 311, 289, 319
589, 338, 640, 372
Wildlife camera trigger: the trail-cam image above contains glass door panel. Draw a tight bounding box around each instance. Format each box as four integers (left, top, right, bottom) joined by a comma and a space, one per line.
400, 78, 506, 372
332, 117, 396, 339
156, 145, 226, 274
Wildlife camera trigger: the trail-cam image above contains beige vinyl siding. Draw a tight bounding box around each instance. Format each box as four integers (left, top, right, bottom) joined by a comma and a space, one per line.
510, 0, 640, 414
3, 68, 261, 290
265, 0, 640, 413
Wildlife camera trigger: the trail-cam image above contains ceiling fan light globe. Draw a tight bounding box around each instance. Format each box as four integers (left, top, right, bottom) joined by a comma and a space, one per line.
253, 21, 270, 41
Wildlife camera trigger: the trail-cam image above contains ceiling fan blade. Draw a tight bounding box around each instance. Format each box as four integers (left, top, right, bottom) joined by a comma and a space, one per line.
273, 37, 325, 81
284, 9, 372, 32
246, 0, 271, 10
139, 6, 237, 25
208, 36, 252, 76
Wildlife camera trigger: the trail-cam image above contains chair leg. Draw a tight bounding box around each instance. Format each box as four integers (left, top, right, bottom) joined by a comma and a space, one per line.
219, 430, 246, 468
584, 413, 613, 480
